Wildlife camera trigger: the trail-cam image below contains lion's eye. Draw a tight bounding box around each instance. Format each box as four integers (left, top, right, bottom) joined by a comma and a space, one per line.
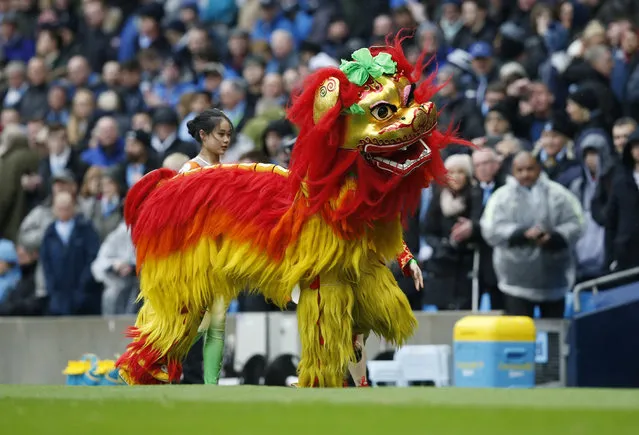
370, 104, 396, 121
406, 84, 415, 106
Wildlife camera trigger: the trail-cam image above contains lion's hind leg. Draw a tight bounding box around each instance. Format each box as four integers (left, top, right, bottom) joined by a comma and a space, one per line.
296, 275, 355, 387
116, 245, 226, 384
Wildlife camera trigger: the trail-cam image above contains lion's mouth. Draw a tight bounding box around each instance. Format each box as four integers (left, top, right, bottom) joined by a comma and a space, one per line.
363, 137, 432, 176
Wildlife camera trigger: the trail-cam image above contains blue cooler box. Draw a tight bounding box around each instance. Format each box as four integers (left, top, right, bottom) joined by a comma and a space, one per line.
453, 316, 536, 388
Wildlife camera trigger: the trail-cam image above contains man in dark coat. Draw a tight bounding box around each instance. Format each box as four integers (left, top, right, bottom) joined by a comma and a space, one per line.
470, 147, 505, 309
38, 123, 88, 200
590, 117, 636, 227
605, 129, 639, 271
40, 191, 101, 315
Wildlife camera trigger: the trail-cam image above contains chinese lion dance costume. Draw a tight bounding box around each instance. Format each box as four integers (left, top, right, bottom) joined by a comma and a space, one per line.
115, 37, 466, 387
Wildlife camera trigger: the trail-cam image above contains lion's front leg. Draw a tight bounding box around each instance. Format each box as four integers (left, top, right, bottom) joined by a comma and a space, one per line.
353, 262, 417, 346
296, 274, 355, 388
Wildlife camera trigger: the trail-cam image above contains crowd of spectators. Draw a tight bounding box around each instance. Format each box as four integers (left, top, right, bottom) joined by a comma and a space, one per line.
1, 0, 639, 319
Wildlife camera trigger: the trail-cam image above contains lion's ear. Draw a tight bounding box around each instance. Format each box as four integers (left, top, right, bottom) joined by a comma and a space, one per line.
313, 77, 341, 124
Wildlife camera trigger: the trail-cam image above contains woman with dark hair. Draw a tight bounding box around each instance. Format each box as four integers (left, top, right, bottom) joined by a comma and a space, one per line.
180, 108, 233, 173
178, 108, 233, 386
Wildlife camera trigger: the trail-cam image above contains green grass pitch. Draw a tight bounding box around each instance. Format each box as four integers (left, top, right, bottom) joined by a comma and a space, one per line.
1, 385, 638, 434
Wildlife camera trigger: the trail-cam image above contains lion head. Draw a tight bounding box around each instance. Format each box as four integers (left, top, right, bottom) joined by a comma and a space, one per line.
312, 51, 438, 177
287, 35, 468, 230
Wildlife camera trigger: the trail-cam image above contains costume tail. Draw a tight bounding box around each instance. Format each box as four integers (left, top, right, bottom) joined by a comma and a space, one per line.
124, 168, 177, 229
117, 168, 194, 385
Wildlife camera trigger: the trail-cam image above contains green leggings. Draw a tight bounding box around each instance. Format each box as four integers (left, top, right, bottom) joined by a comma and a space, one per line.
196, 297, 227, 385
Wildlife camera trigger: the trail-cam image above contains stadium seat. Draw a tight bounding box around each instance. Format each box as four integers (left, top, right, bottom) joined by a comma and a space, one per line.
564, 293, 573, 318
367, 360, 402, 386
394, 345, 451, 387
565, 291, 597, 318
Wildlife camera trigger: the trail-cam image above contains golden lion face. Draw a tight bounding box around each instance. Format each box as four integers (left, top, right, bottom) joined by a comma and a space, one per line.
313, 74, 438, 177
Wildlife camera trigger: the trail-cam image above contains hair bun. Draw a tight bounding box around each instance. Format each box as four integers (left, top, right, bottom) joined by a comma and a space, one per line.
186, 119, 198, 139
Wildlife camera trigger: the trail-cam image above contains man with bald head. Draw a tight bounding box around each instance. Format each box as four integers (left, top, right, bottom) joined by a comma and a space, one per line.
480, 151, 585, 318
67, 56, 93, 89
80, 116, 125, 167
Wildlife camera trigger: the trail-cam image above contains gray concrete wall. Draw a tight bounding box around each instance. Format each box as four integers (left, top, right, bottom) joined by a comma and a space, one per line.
0, 311, 565, 385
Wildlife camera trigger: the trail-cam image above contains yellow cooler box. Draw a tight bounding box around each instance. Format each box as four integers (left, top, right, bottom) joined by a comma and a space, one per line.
453, 316, 536, 388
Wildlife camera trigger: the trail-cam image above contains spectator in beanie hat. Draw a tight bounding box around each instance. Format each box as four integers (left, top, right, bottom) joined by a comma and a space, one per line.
566, 85, 613, 158
566, 85, 605, 128
566, 85, 600, 123
112, 129, 160, 193
151, 107, 198, 161
484, 102, 514, 139
533, 112, 580, 182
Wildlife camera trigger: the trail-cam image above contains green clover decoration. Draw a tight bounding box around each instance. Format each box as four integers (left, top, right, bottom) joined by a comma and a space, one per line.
339, 48, 397, 115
